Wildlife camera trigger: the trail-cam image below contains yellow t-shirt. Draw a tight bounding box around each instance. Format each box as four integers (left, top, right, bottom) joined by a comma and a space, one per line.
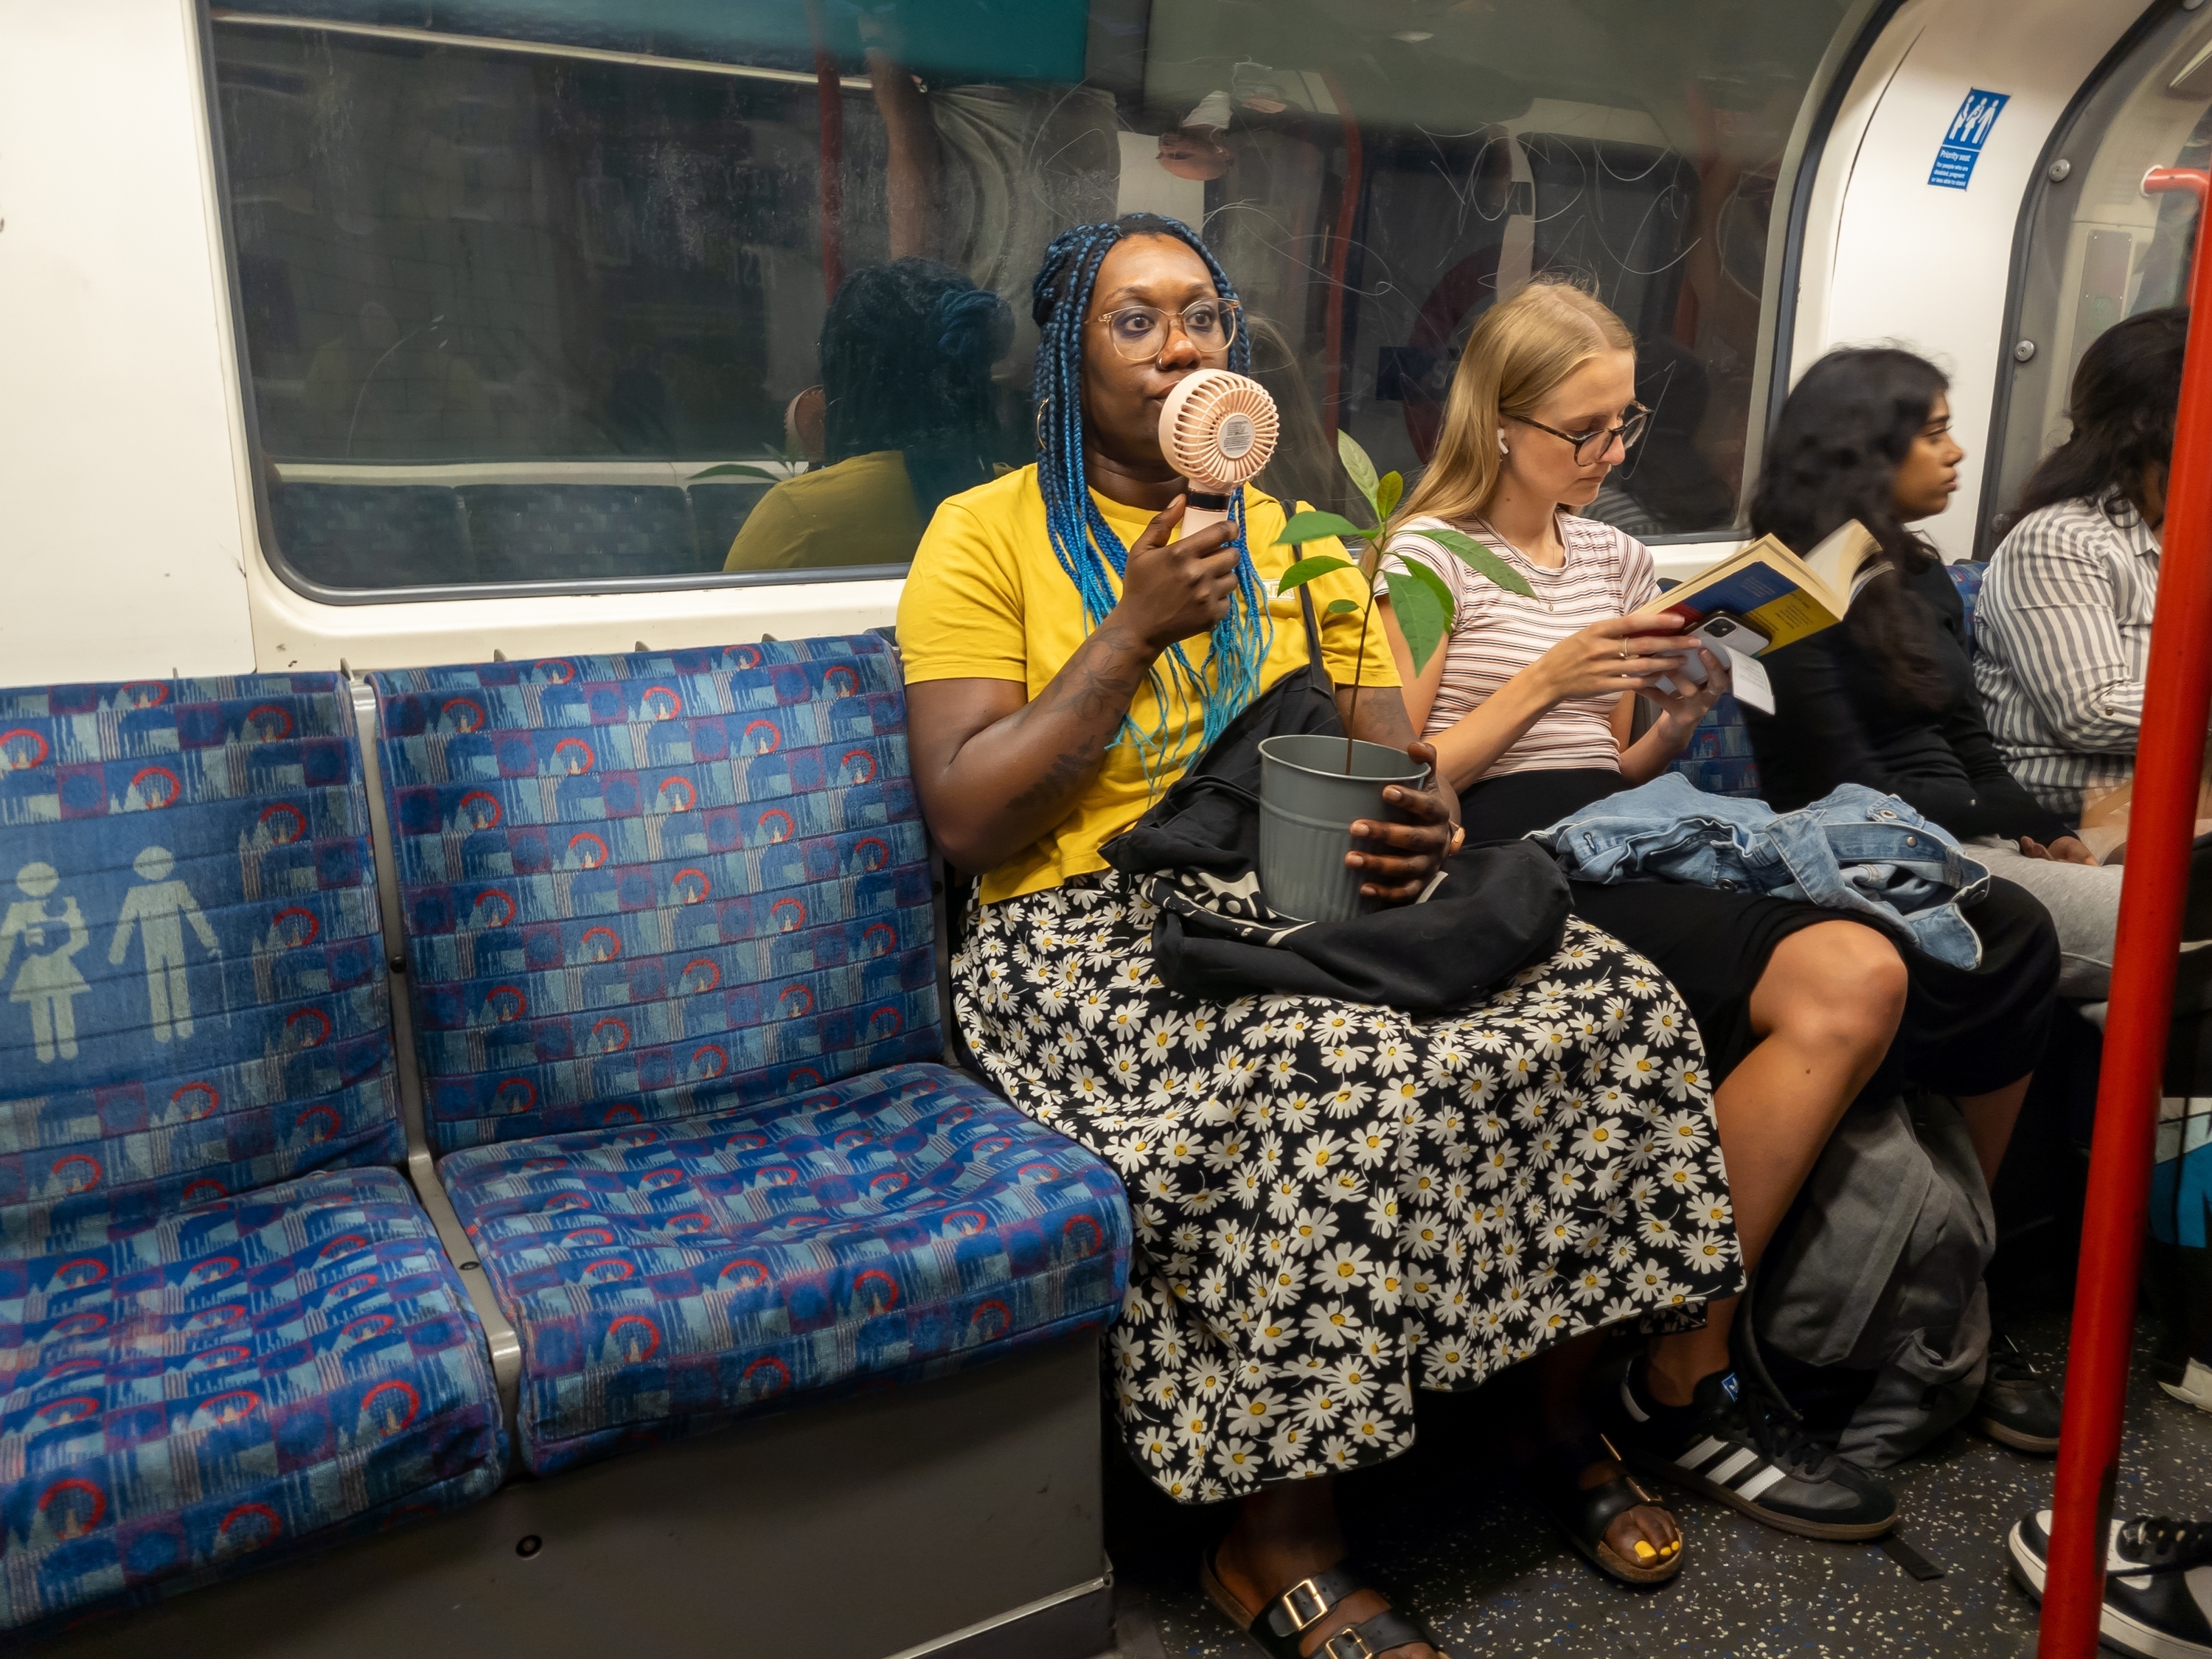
898, 465, 1399, 903
723, 451, 924, 572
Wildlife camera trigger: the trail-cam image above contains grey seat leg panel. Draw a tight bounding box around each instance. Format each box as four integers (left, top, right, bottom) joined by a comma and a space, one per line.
349, 677, 524, 1439
32, 1331, 1111, 1659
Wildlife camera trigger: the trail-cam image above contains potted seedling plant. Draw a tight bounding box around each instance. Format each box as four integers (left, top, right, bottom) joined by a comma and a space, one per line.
1254, 432, 1532, 922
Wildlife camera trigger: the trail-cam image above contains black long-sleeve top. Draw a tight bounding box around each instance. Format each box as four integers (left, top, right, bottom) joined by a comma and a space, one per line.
1742, 560, 2073, 844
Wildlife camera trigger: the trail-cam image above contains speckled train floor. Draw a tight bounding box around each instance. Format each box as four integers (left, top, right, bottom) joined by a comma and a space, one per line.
1102, 1310, 2212, 1658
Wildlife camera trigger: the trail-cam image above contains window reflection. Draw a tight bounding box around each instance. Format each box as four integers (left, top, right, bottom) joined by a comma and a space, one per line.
1986, 4, 2212, 538
213, 1, 1852, 594
723, 258, 1009, 571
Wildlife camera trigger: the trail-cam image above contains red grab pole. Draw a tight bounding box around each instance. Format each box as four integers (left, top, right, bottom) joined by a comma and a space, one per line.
2039, 170, 2212, 1656
806, 0, 845, 301
1318, 72, 1362, 445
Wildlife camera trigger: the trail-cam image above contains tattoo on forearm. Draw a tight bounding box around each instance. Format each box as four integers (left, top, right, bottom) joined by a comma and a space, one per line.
1007, 741, 1103, 815
995, 627, 1151, 817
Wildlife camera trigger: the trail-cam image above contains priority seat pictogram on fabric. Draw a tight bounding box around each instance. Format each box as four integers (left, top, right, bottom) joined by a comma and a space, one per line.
0, 675, 406, 1248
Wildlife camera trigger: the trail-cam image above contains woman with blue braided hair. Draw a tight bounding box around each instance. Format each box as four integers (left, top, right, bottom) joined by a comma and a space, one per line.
900, 215, 1735, 1656
724, 257, 1007, 572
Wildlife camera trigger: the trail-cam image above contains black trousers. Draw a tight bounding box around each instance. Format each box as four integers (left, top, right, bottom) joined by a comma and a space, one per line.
1461, 768, 2060, 1089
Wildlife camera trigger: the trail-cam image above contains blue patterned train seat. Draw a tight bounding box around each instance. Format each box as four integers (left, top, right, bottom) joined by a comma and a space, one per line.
0, 676, 407, 1245
268, 482, 472, 590
439, 1063, 1129, 1472
1947, 557, 1989, 650
0, 675, 502, 1632
371, 643, 1133, 1472
0, 1166, 504, 1634
1665, 693, 1763, 799
457, 484, 701, 581
369, 641, 942, 1153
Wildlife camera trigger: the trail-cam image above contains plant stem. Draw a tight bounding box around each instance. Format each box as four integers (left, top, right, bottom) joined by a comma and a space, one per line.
1346, 552, 1376, 776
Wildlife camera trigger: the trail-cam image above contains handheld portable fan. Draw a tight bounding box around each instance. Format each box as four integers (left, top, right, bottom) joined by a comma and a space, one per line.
1158, 369, 1280, 538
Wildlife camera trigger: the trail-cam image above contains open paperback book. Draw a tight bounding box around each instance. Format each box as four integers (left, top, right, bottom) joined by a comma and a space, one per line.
1652, 520, 1885, 714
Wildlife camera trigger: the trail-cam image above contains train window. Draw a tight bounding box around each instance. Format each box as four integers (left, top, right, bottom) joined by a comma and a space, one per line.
209, 1, 1861, 597
1984, 4, 2212, 544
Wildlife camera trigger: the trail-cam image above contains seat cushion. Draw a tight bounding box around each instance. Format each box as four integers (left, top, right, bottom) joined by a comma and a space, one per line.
0, 675, 404, 1249
0, 1166, 503, 1632
370, 641, 940, 1153
1666, 693, 1763, 799
439, 1062, 1130, 1473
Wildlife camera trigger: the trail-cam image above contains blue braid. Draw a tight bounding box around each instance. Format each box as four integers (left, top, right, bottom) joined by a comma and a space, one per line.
1029, 214, 1273, 782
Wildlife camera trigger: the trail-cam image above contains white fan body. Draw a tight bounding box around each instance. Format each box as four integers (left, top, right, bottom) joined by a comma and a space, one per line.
1157, 369, 1281, 539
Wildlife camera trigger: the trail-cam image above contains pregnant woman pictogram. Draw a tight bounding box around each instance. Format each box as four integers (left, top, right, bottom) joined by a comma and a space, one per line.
0, 863, 91, 1062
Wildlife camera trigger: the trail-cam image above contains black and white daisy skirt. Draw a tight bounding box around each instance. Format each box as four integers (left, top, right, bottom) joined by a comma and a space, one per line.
950, 869, 1742, 1504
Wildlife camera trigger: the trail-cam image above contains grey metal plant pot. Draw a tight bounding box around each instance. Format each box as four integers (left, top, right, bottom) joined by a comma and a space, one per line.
1256, 733, 1430, 924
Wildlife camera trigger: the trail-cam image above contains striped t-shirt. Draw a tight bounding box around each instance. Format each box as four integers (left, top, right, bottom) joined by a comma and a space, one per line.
1387, 511, 1658, 779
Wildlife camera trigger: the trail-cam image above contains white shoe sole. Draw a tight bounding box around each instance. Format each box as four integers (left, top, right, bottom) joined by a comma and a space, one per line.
2007, 1520, 2212, 1659
2160, 1360, 2212, 1413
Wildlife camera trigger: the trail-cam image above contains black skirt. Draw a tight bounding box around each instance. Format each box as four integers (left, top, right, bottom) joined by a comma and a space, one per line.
1462, 768, 2059, 1095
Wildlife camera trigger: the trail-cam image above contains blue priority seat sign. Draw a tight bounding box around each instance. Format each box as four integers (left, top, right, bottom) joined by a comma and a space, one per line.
1930, 88, 2010, 189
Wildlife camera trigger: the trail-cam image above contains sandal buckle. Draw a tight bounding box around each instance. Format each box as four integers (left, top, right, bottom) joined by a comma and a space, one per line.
1272, 1577, 1333, 1635
1321, 1628, 1377, 1659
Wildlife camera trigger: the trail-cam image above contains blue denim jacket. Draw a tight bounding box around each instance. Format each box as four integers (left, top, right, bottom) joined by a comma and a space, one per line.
1533, 773, 1992, 967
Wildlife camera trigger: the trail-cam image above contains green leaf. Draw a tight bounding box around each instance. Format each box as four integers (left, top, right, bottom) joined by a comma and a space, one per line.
1276, 554, 1355, 593
1385, 568, 1450, 675
1337, 430, 1382, 523
1419, 526, 1535, 599
689, 462, 782, 484
1324, 597, 1361, 616
1375, 469, 1404, 524
1337, 430, 1380, 499
1391, 553, 1458, 628
1274, 510, 1367, 547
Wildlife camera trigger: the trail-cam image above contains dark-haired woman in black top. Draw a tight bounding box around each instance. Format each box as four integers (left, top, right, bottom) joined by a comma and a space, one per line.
1745, 344, 2073, 1448
1746, 347, 2121, 1007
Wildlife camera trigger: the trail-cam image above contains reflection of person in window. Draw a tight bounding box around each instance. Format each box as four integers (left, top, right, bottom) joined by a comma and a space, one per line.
302, 301, 490, 454
862, 7, 1117, 305
724, 260, 1008, 572
1242, 313, 1343, 518
1585, 339, 1735, 536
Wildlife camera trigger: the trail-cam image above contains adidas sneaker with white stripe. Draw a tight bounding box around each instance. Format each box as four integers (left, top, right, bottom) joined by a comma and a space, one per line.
2008, 1510, 2212, 1659
1602, 1365, 1897, 1541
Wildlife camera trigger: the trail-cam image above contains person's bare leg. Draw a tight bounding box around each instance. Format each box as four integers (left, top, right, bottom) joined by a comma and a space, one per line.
1211, 1479, 1440, 1658
1646, 921, 1907, 1405
1957, 1074, 2032, 1189
1531, 1332, 1678, 1565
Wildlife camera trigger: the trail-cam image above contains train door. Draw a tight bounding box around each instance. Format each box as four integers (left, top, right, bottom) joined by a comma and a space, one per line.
1982, 0, 2212, 546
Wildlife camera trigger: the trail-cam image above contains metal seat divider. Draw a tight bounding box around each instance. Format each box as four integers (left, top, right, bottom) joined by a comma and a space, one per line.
347, 677, 524, 1448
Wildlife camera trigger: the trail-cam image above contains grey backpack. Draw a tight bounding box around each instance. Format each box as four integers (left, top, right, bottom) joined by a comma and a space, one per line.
1747, 1091, 1996, 1469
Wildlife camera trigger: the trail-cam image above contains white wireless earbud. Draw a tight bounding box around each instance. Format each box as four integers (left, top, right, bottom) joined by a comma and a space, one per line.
1498, 430, 1510, 457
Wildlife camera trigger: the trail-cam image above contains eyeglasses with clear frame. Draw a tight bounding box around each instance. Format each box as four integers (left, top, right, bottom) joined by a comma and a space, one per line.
1509, 403, 1650, 464
1091, 299, 1240, 363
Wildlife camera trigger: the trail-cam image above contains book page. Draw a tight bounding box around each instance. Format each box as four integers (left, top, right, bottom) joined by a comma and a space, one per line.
1800, 521, 1881, 612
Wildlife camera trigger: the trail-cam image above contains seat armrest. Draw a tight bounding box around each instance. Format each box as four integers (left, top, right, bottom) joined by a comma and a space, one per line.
349, 678, 524, 1447
405, 1149, 524, 1436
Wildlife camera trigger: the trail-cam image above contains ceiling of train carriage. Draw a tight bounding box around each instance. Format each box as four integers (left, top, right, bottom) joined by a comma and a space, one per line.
210, 0, 1848, 594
